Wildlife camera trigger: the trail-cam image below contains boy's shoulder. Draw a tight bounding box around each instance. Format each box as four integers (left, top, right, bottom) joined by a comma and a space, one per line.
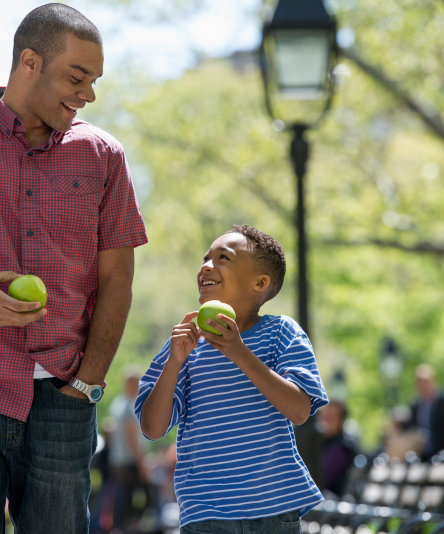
258, 314, 305, 337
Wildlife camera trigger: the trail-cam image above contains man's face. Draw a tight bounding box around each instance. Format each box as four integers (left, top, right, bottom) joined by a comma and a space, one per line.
416, 374, 435, 398
197, 233, 260, 307
28, 34, 103, 133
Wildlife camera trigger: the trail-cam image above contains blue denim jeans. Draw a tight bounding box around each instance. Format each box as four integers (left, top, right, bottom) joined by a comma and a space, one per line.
0, 377, 97, 534
180, 510, 301, 534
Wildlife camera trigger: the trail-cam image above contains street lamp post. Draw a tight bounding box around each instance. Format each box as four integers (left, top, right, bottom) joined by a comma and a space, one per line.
260, 0, 337, 337
380, 337, 403, 407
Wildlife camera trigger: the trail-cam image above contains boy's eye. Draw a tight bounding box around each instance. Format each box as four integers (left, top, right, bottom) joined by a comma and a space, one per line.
220, 254, 229, 260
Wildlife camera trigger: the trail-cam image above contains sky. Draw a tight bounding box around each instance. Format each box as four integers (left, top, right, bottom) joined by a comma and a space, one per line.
0, 0, 263, 84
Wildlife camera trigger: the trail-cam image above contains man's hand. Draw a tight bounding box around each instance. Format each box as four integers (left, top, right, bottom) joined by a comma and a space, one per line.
198, 314, 245, 363
170, 311, 200, 365
0, 271, 47, 327
58, 384, 88, 400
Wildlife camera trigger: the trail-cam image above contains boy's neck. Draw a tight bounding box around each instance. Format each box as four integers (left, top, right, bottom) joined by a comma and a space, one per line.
235, 310, 263, 333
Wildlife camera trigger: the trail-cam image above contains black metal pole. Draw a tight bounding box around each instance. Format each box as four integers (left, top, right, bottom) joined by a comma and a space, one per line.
290, 124, 310, 336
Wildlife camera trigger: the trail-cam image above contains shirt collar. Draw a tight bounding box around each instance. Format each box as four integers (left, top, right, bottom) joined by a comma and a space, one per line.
0, 88, 19, 138
0, 86, 65, 146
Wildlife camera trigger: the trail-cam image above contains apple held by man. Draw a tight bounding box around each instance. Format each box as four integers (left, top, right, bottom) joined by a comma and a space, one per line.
8, 274, 48, 312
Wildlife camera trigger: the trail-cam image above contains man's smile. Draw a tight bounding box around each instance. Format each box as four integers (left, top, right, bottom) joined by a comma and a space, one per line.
61, 102, 82, 116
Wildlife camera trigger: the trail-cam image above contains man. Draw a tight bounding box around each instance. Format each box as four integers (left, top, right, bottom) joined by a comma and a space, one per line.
409, 364, 444, 459
0, 4, 148, 533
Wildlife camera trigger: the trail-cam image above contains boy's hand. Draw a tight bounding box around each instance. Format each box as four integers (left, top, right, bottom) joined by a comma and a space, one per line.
170, 311, 200, 366
198, 314, 246, 363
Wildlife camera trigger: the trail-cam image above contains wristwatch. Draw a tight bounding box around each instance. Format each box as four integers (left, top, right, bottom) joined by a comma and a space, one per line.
69, 378, 106, 403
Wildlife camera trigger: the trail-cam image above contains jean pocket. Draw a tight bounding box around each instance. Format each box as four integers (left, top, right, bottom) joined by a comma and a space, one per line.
268, 510, 301, 534
45, 379, 93, 406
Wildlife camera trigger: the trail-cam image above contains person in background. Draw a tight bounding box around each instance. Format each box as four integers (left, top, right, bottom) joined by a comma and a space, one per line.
383, 406, 423, 460
318, 400, 358, 498
409, 364, 444, 459
108, 369, 156, 531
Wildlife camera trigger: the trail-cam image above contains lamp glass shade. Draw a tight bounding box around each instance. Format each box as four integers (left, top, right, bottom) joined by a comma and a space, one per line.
380, 355, 403, 381
272, 28, 331, 99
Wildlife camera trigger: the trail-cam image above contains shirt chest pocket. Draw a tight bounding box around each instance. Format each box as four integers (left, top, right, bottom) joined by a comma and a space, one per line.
42, 175, 102, 236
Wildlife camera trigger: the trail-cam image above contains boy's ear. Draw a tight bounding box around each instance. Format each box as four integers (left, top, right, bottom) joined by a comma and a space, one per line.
253, 275, 271, 293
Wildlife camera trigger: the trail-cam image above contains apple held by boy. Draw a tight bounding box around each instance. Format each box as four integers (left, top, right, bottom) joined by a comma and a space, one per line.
197, 300, 236, 336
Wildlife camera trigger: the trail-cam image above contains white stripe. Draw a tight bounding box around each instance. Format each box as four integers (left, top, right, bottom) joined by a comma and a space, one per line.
174, 451, 297, 474
175, 468, 307, 490
181, 486, 320, 513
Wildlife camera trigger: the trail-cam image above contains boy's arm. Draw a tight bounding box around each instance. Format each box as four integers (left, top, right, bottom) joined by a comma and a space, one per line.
199, 316, 312, 426
140, 311, 199, 440
140, 357, 183, 440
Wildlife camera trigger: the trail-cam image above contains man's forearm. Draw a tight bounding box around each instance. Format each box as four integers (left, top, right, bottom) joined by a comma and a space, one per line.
75, 274, 132, 384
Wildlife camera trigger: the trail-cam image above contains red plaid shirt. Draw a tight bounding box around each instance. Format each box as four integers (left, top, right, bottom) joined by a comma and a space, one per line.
0, 89, 148, 421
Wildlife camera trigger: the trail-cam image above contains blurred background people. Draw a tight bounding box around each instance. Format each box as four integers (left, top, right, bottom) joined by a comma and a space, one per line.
382, 405, 423, 460
408, 364, 444, 460
294, 399, 359, 500
107, 368, 156, 531
317, 400, 359, 498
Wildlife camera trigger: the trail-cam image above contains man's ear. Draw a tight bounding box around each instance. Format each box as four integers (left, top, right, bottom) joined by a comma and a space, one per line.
21, 49, 43, 78
253, 275, 271, 293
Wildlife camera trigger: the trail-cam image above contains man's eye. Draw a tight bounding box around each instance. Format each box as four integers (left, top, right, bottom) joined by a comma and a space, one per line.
72, 76, 82, 83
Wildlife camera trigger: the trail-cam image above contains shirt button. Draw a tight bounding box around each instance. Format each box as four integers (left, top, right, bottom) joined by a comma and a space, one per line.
26, 189, 33, 196
28, 152, 33, 157
27, 230, 34, 237
6, 129, 10, 135
73, 182, 79, 188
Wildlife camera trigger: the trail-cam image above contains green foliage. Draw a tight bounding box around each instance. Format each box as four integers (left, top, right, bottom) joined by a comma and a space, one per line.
83, 0, 444, 450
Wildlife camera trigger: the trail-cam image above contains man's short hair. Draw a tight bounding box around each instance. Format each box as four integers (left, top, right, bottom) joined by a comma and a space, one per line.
12, 3, 102, 73
226, 224, 286, 302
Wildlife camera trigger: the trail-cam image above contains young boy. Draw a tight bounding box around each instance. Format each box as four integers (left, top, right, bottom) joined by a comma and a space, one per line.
135, 224, 328, 533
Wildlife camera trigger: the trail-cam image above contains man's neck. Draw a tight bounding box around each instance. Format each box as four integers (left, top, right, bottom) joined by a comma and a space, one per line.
1, 86, 52, 148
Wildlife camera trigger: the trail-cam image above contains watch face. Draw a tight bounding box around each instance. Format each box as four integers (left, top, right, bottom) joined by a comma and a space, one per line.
90, 387, 102, 402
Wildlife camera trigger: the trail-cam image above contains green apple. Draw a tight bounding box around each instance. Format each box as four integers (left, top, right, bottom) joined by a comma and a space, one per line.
197, 300, 236, 336
8, 275, 48, 312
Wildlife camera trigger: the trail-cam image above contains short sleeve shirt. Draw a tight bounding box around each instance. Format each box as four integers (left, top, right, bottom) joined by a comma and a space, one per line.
135, 315, 329, 527
0, 93, 148, 421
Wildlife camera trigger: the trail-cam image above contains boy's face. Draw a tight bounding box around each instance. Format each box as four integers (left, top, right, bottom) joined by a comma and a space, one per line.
197, 233, 261, 307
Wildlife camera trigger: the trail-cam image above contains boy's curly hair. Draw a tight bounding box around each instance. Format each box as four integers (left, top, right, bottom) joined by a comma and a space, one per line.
226, 224, 286, 302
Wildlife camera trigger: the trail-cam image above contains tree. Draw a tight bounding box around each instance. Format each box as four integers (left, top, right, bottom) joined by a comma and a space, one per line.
82, 0, 444, 448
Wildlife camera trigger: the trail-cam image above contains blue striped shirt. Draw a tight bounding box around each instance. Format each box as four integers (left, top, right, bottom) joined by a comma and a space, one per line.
135, 314, 328, 527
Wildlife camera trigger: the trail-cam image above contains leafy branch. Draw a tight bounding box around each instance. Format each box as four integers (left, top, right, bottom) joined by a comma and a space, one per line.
340, 46, 444, 142
320, 237, 444, 256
